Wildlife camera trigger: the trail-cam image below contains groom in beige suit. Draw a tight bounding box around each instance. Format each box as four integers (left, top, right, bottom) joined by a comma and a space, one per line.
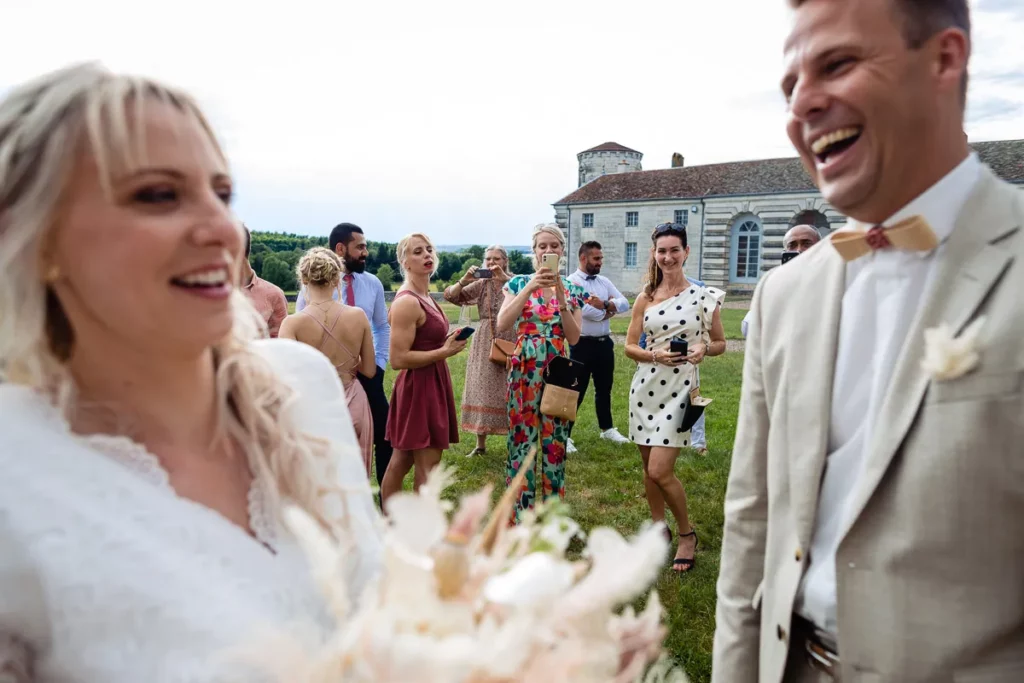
713, 1, 1024, 682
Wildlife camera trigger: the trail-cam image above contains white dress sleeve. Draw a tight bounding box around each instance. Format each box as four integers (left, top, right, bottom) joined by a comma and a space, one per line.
251, 339, 384, 597
698, 286, 726, 343
0, 513, 51, 681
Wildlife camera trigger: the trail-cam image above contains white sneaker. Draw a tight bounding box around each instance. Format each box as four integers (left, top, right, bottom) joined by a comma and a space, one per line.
600, 428, 631, 444
566, 438, 578, 454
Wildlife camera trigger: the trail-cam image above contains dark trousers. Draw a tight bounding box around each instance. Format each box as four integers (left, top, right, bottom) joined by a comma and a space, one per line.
357, 366, 393, 489
568, 336, 615, 434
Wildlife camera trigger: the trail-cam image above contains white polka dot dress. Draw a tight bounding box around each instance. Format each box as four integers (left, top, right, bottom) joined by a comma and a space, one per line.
629, 284, 725, 448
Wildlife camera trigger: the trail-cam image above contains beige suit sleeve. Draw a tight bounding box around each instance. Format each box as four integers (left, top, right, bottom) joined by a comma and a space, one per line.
712, 275, 773, 683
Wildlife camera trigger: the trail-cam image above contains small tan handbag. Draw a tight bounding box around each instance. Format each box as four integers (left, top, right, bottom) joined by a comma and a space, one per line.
487, 296, 516, 366
539, 384, 579, 422
490, 338, 516, 366
539, 356, 583, 422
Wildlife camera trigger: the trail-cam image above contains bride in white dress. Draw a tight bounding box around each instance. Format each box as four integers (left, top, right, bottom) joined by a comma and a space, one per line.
0, 64, 381, 682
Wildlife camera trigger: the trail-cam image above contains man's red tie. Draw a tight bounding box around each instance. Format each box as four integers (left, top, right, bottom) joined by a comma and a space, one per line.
343, 273, 356, 306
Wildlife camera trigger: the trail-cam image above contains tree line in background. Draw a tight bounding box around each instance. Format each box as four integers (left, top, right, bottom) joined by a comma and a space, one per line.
249, 231, 535, 292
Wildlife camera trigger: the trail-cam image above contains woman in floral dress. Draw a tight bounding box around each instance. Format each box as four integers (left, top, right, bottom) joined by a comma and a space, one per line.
443, 245, 517, 456
496, 224, 586, 524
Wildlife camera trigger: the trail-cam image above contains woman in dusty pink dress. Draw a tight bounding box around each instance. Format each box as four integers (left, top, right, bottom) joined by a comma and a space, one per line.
280, 247, 377, 476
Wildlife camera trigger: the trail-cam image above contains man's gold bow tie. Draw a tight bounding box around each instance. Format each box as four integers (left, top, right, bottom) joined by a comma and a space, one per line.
831, 216, 938, 262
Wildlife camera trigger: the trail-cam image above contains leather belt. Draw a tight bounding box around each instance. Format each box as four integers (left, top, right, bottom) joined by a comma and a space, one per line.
792, 615, 840, 679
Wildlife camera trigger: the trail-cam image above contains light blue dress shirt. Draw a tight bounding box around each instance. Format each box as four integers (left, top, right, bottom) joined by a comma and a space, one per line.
569, 269, 631, 338
295, 272, 391, 369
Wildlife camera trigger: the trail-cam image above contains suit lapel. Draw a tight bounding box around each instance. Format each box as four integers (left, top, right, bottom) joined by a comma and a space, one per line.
841, 168, 1020, 533
788, 243, 846, 544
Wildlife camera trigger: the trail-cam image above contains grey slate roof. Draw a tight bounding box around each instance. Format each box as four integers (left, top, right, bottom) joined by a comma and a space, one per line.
555, 139, 1024, 206
579, 142, 642, 155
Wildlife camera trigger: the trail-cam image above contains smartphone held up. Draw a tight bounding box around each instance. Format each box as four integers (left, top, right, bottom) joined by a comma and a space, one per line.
541, 253, 560, 273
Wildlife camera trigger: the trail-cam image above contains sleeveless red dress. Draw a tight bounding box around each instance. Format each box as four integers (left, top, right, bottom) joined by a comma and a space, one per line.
385, 291, 460, 450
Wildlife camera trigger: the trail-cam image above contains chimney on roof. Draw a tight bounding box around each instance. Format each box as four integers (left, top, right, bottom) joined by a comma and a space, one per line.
671, 153, 685, 168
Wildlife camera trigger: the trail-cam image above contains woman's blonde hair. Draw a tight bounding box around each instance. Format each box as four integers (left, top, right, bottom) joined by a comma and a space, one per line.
396, 232, 438, 278
297, 246, 343, 287
530, 223, 566, 269
0, 63, 344, 531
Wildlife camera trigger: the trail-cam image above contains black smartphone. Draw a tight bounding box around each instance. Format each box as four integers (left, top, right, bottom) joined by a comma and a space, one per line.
781, 250, 799, 264
455, 327, 476, 341
473, 269, 493, 279
670, 338, 688, 356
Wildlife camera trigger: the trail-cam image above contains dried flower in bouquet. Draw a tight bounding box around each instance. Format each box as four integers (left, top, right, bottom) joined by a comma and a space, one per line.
242, 449, 689, 683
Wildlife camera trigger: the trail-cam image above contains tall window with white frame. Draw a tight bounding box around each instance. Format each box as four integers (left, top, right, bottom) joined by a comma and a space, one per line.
626, 211, 639, 227
674, 209, 688, 227
625, 242, 638, 268
582, 213, 594, 228
730, 217, 762, 284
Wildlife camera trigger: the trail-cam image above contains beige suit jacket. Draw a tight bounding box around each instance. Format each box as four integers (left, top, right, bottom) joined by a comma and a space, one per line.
712, 166, 1024, 683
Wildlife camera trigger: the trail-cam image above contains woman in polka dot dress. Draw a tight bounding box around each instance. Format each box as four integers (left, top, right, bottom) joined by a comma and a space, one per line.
624, 223, 727, 572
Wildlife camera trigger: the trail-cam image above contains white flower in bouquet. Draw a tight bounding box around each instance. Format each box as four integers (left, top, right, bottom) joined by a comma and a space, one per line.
242, 449, 689, 683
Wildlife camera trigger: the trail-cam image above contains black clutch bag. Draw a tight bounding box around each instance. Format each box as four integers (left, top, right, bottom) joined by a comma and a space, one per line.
543, 355, 585, 389
680, 387, 713, 433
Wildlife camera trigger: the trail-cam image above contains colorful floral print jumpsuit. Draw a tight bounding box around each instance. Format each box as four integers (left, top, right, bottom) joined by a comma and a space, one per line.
503, 275, 587, 524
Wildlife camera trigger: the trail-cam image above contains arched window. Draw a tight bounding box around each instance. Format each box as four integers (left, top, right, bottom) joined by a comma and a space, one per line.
730, 217, 762, 283
790, 209, 832, 239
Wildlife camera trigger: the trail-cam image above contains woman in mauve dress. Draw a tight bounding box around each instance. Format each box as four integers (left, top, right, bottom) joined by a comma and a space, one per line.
279, 247, 377, 476
443, 245, 516, 457
380, 232, 468, 509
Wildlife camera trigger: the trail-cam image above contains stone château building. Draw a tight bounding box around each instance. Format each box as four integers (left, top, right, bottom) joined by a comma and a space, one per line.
553, 139, 1024, 295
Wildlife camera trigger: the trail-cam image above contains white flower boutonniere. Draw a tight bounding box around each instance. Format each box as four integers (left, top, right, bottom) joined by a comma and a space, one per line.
921, 315, 987, 381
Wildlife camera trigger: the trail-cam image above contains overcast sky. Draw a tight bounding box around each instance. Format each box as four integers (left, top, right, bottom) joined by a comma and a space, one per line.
2, 0, 1022, 244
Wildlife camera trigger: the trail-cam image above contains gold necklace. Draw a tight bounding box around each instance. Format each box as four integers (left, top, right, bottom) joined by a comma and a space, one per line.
307, 298, 334, 324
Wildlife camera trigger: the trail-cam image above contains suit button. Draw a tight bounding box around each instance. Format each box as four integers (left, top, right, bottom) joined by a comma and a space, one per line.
795, 548, 803, 562
777, 625, 786, 641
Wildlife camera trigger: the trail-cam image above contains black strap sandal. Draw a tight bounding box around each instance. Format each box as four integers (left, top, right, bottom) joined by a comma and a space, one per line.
672, 529, 699, 573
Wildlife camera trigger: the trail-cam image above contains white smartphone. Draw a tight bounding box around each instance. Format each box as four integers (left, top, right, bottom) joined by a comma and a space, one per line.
541, 253, 560, 273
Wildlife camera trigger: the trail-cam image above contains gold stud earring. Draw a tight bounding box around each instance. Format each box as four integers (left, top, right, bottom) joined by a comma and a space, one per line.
44, 264, 61, 284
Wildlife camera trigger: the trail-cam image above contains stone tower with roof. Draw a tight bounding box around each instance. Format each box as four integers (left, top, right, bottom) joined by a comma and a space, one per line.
577, 142, 643, 187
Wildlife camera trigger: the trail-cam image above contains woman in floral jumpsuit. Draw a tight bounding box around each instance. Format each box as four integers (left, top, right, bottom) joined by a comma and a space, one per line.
496, 224, 586, 524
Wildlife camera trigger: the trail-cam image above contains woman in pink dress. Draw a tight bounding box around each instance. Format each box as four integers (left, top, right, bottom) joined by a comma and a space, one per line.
280, 247, 377, 476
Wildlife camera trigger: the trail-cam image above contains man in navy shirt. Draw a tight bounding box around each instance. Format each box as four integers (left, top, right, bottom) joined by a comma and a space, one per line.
297, 223, 392, 487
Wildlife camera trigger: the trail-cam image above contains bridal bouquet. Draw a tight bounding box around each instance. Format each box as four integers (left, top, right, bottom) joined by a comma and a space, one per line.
265, 449, 688, 683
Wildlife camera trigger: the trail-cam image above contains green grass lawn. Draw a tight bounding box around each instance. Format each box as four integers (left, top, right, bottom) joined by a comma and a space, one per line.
385, 343, 740, 683
284, 298, 744, 682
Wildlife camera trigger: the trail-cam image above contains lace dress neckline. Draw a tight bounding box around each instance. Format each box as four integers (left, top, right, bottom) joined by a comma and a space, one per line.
74, 432, 279, 552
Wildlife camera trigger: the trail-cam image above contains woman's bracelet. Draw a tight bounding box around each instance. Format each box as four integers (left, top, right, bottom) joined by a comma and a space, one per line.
650, 349, 659, 364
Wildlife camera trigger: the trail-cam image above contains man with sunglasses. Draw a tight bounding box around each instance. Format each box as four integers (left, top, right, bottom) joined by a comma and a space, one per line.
740, 224, 820, 338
